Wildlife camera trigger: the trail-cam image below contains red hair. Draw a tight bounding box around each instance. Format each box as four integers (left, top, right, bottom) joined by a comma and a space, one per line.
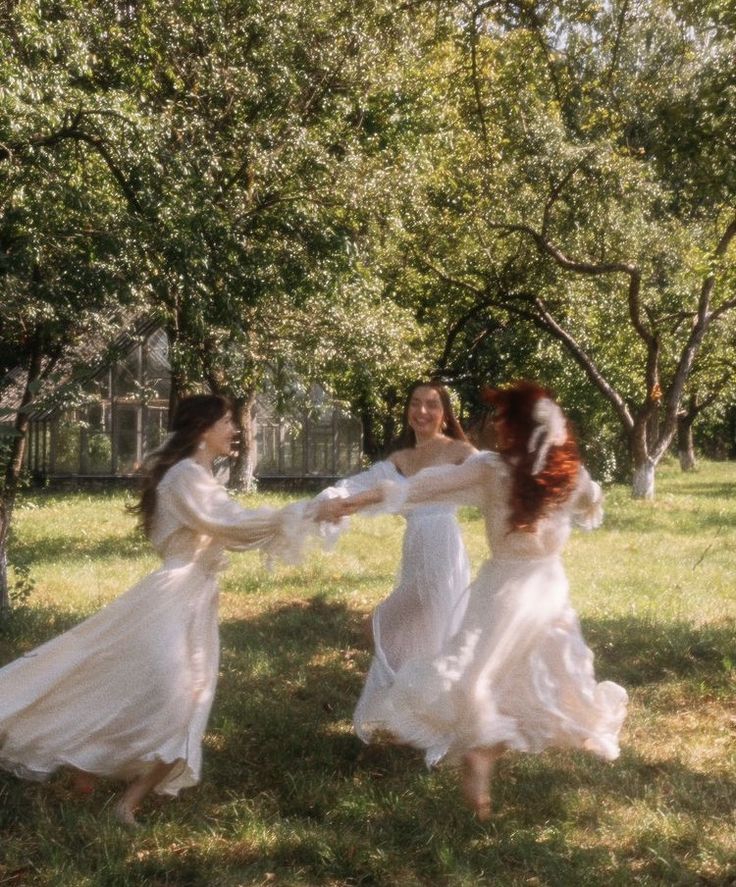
482, 381, 580, 532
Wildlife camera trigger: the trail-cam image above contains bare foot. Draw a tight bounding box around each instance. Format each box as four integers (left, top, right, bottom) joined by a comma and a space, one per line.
70, 769, 99, 796
461, 750, 495, 821
113, 760, 178, 829
114, 799, 140, 829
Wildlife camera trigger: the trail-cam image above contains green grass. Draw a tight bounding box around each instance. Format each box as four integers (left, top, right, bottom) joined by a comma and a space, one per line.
1, 459, 735, 886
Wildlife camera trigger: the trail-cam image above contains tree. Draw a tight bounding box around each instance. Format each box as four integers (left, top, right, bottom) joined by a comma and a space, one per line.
374, 0, 736, 497
62, 0, 434, 484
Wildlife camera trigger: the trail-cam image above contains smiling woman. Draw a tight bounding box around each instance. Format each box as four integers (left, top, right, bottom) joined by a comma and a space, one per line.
317, 380, 477, 745
342, 381, 627, 820
0, 394, 343, 827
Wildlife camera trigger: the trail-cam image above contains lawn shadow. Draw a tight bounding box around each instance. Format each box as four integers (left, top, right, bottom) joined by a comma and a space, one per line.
11, 531, 150, 567
581, 613, 736, 690
205, 599, 736, 885
212, 597, 379, 790
0, 604, 88, 660
492, 748, 736, 886
2, 596, 735, 885
669, 480, 736, 499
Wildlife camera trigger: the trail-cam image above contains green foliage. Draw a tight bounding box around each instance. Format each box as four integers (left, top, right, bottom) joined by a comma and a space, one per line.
360, 0, 736, 485
2, 0, 735, 487
7, 560, 34, 610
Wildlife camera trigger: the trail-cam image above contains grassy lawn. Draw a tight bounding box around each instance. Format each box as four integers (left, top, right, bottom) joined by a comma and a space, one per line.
1, 459, 735, 886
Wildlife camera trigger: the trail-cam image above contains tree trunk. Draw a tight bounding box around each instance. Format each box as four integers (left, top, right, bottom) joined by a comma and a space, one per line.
381, 386, 399, 456
677, 414, 697, 471
0, 346, 42, 612
164, 307, 189, 429
228, 390, 257, 492
630, 418, 656, 499
631, 459, 655, 499
0, 507, 10, 613
167, 374, 181, 428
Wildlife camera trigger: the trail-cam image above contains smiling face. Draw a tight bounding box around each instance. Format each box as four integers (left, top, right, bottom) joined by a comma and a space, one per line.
200, 412, 236, 458
407, 385, 446, 442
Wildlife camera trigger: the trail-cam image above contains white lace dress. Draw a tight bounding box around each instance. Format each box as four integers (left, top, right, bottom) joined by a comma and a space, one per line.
320, 461, 471, 740
357, 452, 628, 766
0, 458, 316, 795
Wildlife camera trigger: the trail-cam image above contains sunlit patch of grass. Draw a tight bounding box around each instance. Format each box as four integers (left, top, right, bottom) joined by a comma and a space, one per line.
1, 461, 735, 885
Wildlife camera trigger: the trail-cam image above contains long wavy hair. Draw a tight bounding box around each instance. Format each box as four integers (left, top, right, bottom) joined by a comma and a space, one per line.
393, 380, 467, 451
130, 394, 232, 538
481, 381, 580, 532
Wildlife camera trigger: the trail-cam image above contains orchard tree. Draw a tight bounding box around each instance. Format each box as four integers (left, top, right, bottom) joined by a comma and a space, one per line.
378, 0, 736, 497
0, 10, 138, 607
675, 318, 736, 470
62, 0, 435, 485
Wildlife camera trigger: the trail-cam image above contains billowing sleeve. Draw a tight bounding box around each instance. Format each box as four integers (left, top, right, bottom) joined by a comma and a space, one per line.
160, 461, 319, 565
391, 451, 498, 511
313, 461, 405, 548
570, 466, 604, 529
318, 461, 403, 510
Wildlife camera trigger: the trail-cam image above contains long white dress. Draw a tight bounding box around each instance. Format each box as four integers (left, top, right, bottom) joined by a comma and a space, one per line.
0, 458, 316, 795
357, 452, 628, 766
320, 461, 471, 740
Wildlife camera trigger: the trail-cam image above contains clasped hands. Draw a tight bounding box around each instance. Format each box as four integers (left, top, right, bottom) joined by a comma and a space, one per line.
313, 488, 385, 523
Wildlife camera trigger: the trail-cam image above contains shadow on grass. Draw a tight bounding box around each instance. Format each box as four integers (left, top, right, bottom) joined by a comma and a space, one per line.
0, 604, 88, 659
2, 597, 735, 885
196, 599, 736, 885
666, 480, 736, 500
603, 505, 736, 534
582, 614, 736, 691
11, 531, 150, 567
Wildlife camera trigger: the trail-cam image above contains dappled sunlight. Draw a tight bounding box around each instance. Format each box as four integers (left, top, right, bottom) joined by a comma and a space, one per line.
2, 464, 736, 884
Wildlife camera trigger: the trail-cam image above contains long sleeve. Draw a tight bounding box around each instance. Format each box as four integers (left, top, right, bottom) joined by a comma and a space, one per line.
154, 460, 317, 564
313, 461, 406, 548
319, 461, 403, 511
396, 451, 498, 511
570, 466, 604, 529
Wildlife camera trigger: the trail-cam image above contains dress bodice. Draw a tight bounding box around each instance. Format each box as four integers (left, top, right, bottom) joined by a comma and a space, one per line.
404, 502, 458, 529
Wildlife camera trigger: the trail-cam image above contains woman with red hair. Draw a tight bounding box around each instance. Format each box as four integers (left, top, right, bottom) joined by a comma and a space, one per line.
344, 381, 627, 819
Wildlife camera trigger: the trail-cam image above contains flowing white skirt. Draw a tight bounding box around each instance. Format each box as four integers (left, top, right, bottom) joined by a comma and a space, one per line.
357, 555, 628, 766
353, 507, 471, 740
0, 559, 220, 795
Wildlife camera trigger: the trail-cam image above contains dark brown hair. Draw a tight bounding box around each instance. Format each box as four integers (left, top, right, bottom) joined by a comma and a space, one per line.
393, 380, 467, 450
481, 381, 580, 532
130, 394, 231, 537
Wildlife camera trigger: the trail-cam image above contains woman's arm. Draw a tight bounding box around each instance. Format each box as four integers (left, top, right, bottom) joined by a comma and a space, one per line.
344, 452, 497, 513
162, 461, 338, 560
570, 466, 604, 529
314, 460, 404, 524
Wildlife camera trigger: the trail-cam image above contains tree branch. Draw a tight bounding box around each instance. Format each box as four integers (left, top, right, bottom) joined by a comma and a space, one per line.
415, 248, 637, 430
468, 8, 490, 151
487, 220, 652, 349
501, 290, 635, 430
656, 212, 736, 458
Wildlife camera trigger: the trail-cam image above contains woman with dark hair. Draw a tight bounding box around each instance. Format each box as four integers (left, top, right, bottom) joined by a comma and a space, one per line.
0, 394, 343, 825
343, 381, 628, 818
320, 380, 476, 740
